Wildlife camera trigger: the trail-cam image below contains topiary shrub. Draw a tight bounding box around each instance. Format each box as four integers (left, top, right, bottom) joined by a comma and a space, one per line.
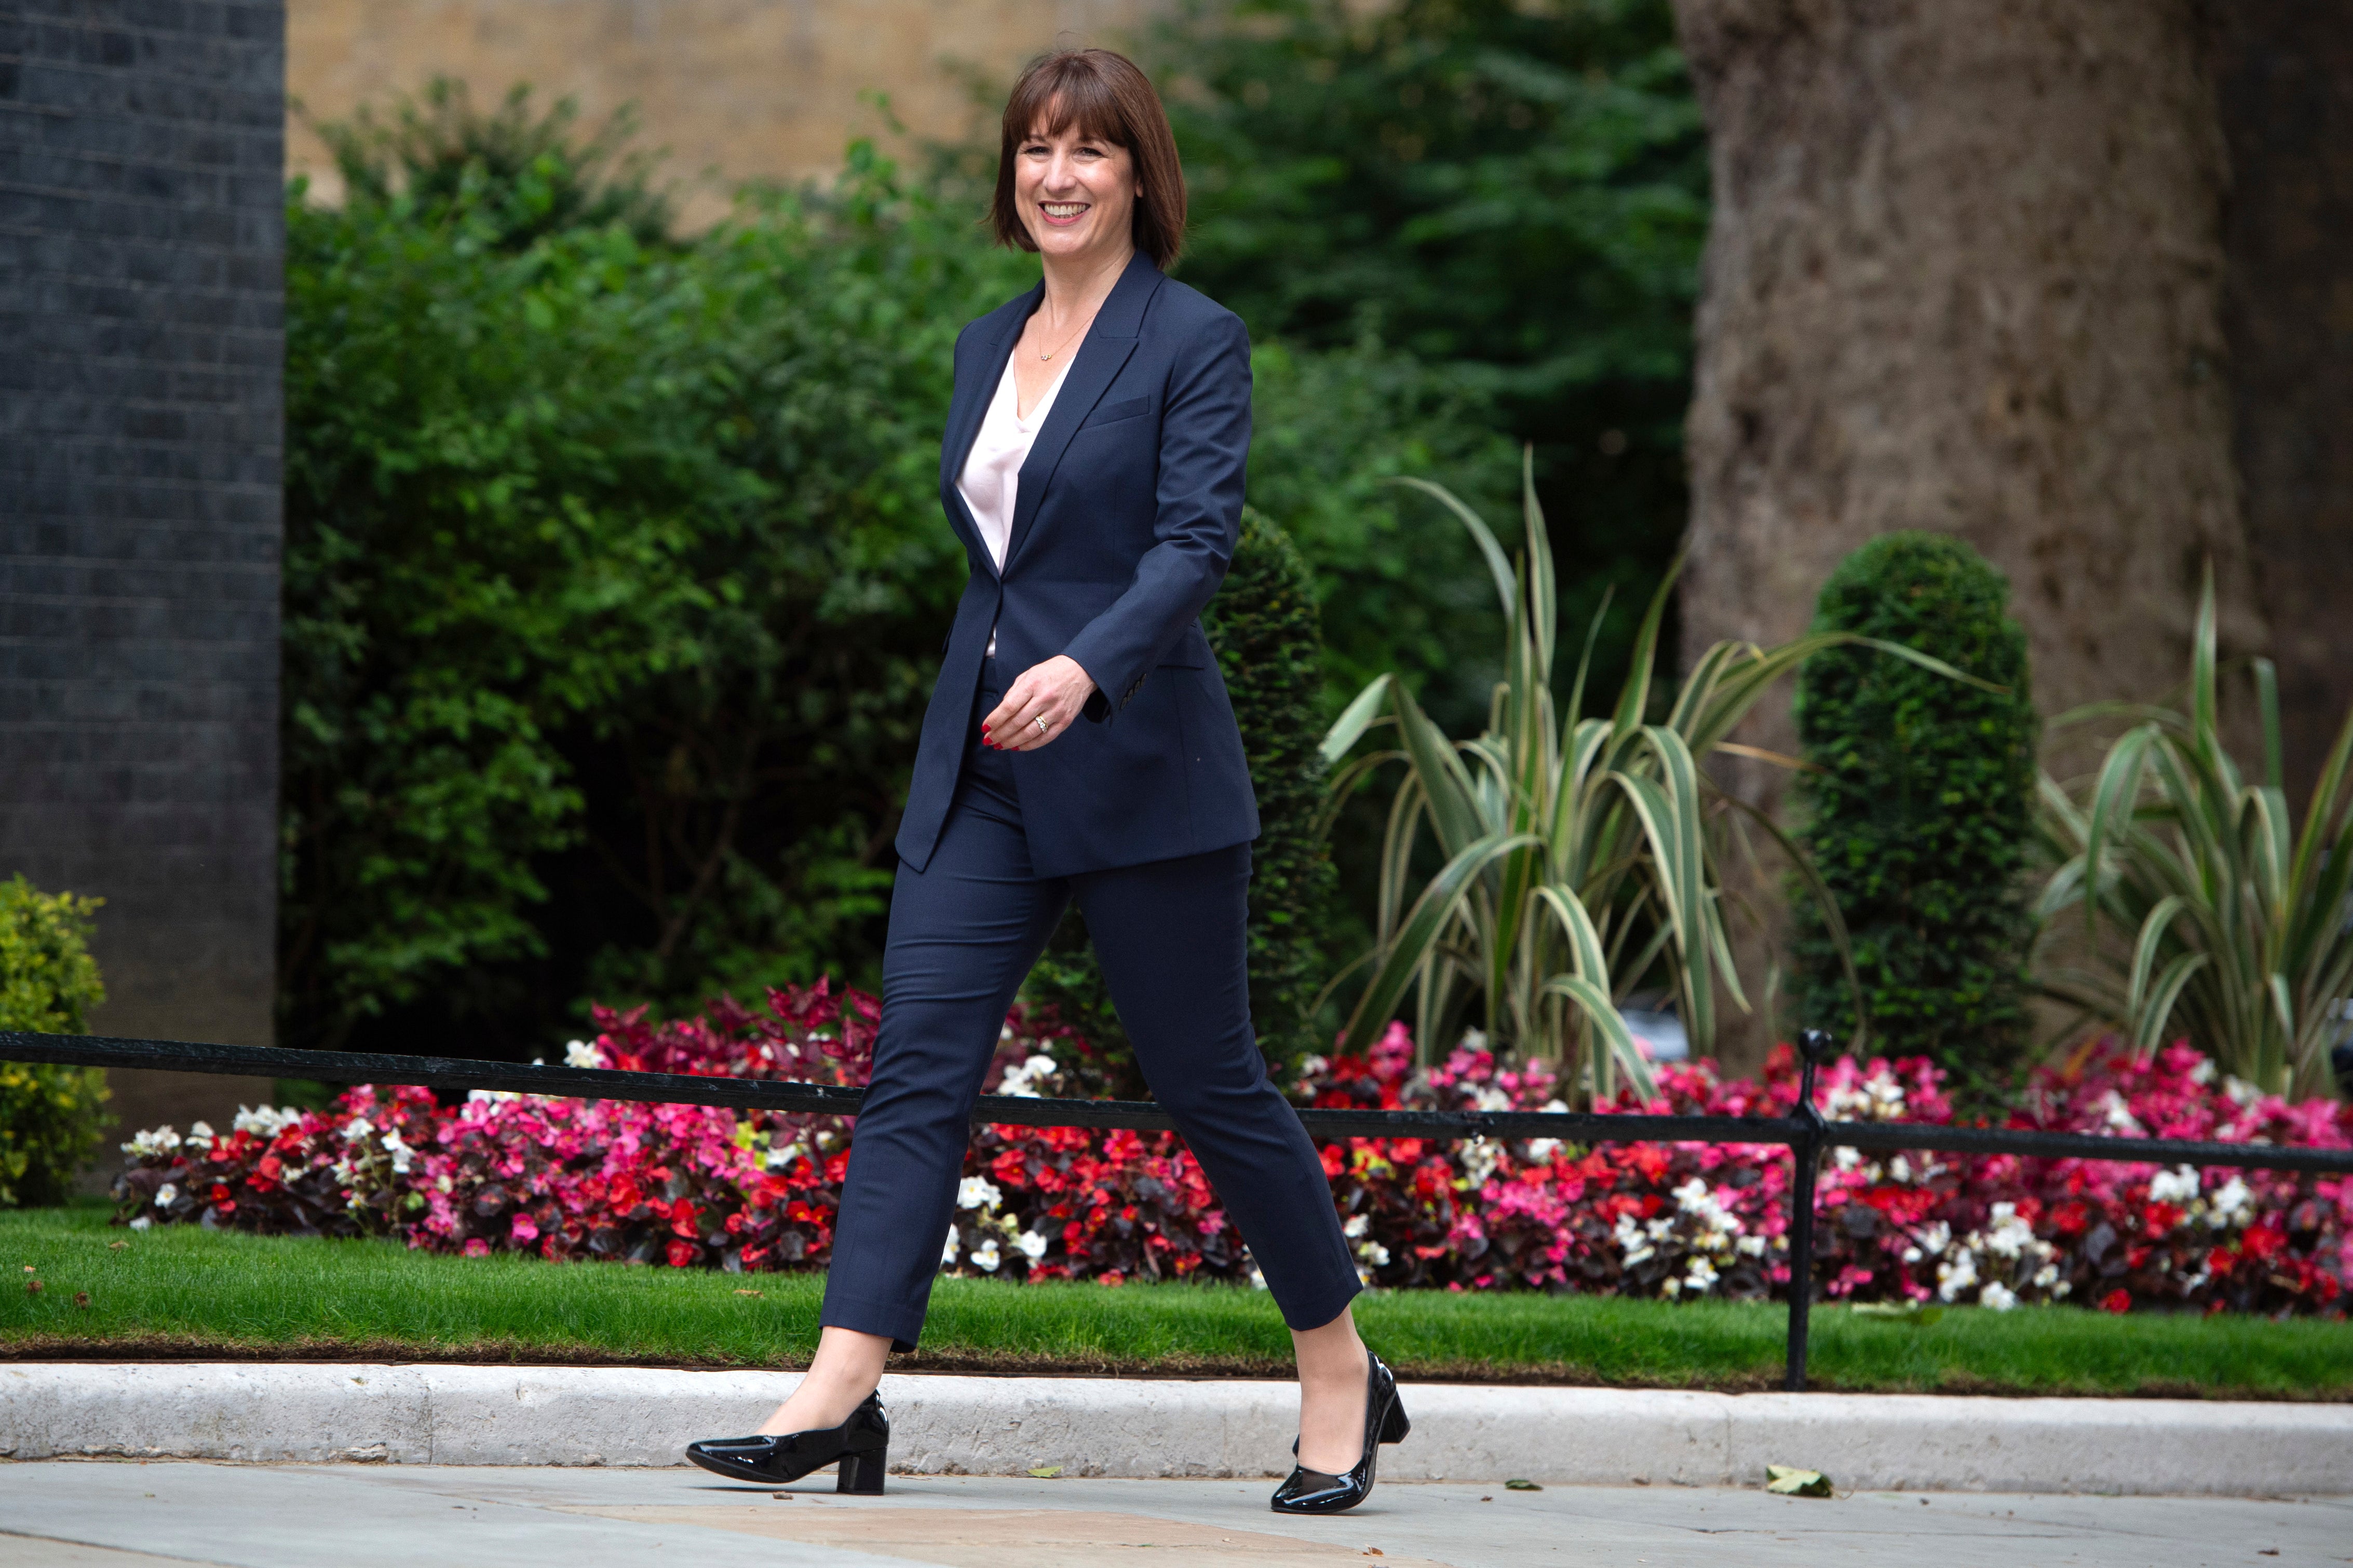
1026, 509, 1340, 1092
1791, 533, 2039, 1100
0, 876, 111, 1207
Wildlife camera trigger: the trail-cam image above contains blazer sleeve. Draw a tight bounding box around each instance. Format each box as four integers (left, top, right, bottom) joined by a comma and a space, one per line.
1060, 309, 1252, 722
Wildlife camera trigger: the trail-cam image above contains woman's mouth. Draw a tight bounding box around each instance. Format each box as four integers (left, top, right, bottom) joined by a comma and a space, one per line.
1039, 201, 1089, 226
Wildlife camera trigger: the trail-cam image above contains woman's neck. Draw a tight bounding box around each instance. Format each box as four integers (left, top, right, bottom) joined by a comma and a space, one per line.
1038, 243, 1135, 326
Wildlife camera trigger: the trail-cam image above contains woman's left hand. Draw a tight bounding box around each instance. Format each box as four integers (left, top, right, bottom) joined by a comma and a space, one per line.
983, 655, 1098, 752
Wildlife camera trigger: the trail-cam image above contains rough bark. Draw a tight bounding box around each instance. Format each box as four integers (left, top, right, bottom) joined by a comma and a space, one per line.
1668, 0, 2263, 1072
2214, 2, 2353, 802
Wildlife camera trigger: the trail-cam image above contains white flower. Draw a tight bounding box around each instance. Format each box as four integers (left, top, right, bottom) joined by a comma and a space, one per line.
2148, 1166, 2201, 1206
122, 1126, 182, 1157
1540, 1099, 1569, 1114
1936, 1252, 1979, 1302
1888, 1155, 1912, 1184
1671, 1177, 1713, 1213
1983, 1204, 2036, 1259
563, 1040, 606, 1070
1916, 1221, 1951, 1259
956, 1176, 1003, 1211
999, 1024, 1016, 1042
466, 1089, 518, 1103
1737, 1234, 1766, 1257
233, 1105, 298, 1138
2099, 1090, 2144, 1134
1016, 1230, 1048, 1261
1459, 1137, 1500, 1187
764, 1143, 802, 1172
1460, 1029, 1489, 1053
1360, 1242, 1391, 1269
1683, 1257, 1720, 1294
343, 1117, 374, 1142
187, 1120, 215, 1142
971, 1238, 1002, 1273
940, 1226, 961, 1265
1660, 1276, 1683, 1297
2222, 1074, 2261, 1107
128, 1215, 151, 1232
2188, 1057, 2216, 1085
1472, 1086, 1513, 1113
154, 1183, 179, 1207
2210, 1176, 2252, 1224
1979, 1281, 2018, 1311
2032, 1263, 2059, 1289
1614, 1214, 1656, 1266
1248, 1262, 1269, 1291
436, 1175, 454, 1194
1343, 1213, 1369, 1238
1523, 1138, 1561, 1162
996, 1054, 1061, 1098
380, 1129, 414, 1174
1832, 1147, 1861, 1172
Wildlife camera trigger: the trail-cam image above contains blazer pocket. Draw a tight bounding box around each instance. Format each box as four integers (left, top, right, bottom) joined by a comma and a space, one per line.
1081, 394, 1152, 429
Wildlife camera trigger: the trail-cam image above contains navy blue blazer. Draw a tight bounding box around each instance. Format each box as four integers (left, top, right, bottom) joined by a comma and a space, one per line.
893, 252, 1262, 880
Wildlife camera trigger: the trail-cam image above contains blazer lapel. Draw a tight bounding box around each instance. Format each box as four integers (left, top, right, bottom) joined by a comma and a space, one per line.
939, 285, 1039, 579
1000, 253, 1165, 574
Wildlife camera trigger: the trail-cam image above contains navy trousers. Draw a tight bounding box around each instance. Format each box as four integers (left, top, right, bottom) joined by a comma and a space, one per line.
822, 661, 1361, 1350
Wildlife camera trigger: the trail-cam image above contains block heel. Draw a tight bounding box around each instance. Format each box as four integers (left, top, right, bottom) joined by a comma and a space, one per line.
836, 1446, 888, 1495
1380, 1396, 1411, 1445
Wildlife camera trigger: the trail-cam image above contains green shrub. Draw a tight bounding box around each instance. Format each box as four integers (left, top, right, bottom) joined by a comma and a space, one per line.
0, 876, 110, 1207
1791, 533, 2039, 1096
1026, 511, 1340, 1089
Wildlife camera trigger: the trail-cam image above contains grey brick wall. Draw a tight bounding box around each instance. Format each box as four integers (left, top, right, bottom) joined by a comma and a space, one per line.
0, 0, 284, 1136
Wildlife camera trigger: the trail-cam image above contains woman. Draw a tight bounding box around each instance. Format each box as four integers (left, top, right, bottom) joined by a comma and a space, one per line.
683, 48, 1407, 1516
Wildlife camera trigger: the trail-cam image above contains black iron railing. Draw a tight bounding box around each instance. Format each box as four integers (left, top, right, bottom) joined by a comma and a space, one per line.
7, 1027, 2348, 1389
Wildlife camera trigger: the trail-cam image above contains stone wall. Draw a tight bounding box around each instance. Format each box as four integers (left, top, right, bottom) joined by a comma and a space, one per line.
0, 0, 284, 1137
287, 0, 1158, 228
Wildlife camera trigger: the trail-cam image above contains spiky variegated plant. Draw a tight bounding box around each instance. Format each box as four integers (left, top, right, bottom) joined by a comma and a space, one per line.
2034, 568, 2353, 1098
1321, 457, 1975, 1102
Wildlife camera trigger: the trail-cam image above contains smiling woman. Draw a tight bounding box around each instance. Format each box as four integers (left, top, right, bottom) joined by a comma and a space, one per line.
677, 46, 1409, 1517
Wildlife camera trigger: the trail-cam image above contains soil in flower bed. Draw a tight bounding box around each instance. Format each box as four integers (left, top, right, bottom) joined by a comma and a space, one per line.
7, 1206, 2350, 1399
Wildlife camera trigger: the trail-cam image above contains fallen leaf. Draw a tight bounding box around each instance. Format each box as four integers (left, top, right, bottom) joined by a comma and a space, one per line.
1363, 1550, 1384, 1558
107, 1241, 128, 1250
1765, 1465, 1832, 1498
771, 1492, 794, 1501
20, 1265, 32, 1272
734, 1289, 763, 1297
1504, 1478, 1541, 1491
1850, 1302, 1944, 1328
1026, 1466, 1063, 1479
23, 1279, 40, 1296
1480, 1496, 1493, 1503
1631, 1476, 1650, 1485
73, 1291, 90, 1308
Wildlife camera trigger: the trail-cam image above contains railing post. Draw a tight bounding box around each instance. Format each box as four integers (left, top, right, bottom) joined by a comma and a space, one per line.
1783, 1028, 1833, 1392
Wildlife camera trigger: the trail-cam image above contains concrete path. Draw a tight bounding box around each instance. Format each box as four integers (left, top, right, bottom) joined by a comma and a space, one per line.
0, 1463, 2342, 1568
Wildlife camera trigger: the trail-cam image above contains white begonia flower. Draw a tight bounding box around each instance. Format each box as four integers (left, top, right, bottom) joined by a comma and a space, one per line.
123, 1126, 183, 1157
1459, 1137, 1500, 1187
1016, 1230, 1048, 1261
1645, 1216, 1674, 1241
1865, 1072, 1906, 1116
1683, 1256, 1719, 1293
1978, 1280, 2018, 1311
1614, 1214, 1656, 1267
1984, 1204, 2036, 1258
999, 1024, 1016, 1042
2187, 1056, 2216, 1084
940, 1226, 960, 1265
1360, 1242, 1391, 1269
2210, 1176, 2252, 1223
343, 1117, 374, 1142
1889, 1155, 1912, 1184
1671, 1177, 1713, 1213
128, 1215, 151, 1232
1473, 1086, 1513, 1113
1460, 1029, 1489, 1053
1661, 1277, 1683, 1297
466, 1088, 518, 1103
1832, 1147, 1861, 1172
2099, 1090, 2144, 1134
436, 1175, 454, 1194
154, 1183, 179, 1206
233, 1105, 297, 1138
1343, 1213, 1369, 1238
971, 1238, 1002, 1273
1248, 1263, 1269, 1291
1917, 1221, 1952, 1259
187, 1120, 215, 1142
1737, 1234, 1766, 1257
1524, 1138, 1561, 1162
2222, 1074, 2260, 1107
956, 1176, 1002, 1211
2148, 1166, 2201, 1205
1541, 1098, 1569, 1114
1935, 1252, 1979, 1302
996, 1053, 1061, 1098
563, 1040, 606, 1070
380, 1129, 414, 1174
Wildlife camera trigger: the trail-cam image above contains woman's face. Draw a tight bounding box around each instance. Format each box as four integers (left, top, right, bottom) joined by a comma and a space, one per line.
1014, 115, 1138, 266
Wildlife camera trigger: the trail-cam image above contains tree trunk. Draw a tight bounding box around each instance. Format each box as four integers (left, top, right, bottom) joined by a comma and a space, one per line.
1668, 0, 2264, 1073
2214, 2, 2353, 803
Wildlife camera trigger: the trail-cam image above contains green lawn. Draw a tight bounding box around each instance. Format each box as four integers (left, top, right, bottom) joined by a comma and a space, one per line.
5, 1205, 2348, 1398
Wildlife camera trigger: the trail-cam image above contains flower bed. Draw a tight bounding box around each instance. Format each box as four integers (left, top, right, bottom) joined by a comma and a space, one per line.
111, 984, 2353, 1316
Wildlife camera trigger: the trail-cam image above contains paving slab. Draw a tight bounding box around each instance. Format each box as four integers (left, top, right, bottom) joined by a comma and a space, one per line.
5, 1364, 2351, 1496
0, 1463, 2343, 1568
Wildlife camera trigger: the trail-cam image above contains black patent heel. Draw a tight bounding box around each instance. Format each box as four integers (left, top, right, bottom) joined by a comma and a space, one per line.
836, 1446, 888, 1494
1270, 1351, 1407, 1516
1380, 1396, 1410, 1445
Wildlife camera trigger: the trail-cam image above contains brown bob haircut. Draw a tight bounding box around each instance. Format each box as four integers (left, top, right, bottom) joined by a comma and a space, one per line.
992, 48, 1187, 269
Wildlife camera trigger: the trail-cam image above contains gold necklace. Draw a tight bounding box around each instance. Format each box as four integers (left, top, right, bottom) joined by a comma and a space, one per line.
1034, 307, 1098, 362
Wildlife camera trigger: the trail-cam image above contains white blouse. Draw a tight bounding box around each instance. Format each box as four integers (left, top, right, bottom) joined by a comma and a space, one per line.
958, 352, 1073, 656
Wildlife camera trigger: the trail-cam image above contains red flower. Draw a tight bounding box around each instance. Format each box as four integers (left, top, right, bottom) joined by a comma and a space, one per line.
666, 1240, 697, 1268
2100, 1289, 2132, 1314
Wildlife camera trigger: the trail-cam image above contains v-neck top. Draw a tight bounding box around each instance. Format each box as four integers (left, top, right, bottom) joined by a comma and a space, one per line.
958, 351, 1073, 655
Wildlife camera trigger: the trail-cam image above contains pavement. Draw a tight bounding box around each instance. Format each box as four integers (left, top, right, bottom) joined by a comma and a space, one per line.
0, 1463, 2344, 1567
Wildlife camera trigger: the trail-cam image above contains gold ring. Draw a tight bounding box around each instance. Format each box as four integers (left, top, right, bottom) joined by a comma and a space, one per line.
1034, 716, 1049, 737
